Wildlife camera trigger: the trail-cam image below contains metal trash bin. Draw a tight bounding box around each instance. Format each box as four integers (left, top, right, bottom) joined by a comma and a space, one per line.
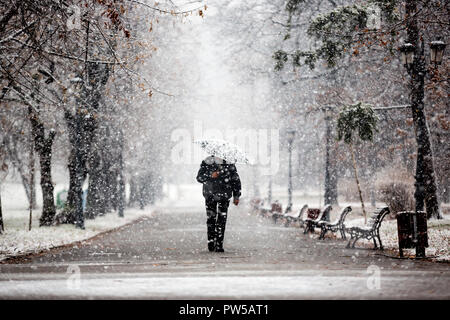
396, 211, 428, 258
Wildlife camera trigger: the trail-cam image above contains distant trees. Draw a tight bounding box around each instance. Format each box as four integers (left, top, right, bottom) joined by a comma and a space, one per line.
1, 119, 37, 210
0, 1, 71, 225
0, 0, 202, 228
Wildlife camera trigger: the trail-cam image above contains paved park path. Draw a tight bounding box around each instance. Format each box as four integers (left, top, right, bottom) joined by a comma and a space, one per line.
0, 205, 449, 299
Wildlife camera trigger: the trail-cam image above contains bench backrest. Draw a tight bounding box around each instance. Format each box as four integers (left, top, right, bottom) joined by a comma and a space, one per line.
296, 204, 308, 219
367, 207, 390, 230
250, 198, 263, 210
320, 204, 333, 222
307, 205, 332, 222
337, 206, 352, 227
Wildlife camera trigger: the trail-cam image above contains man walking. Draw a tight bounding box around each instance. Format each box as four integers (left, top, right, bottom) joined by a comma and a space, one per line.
196, 155, 241, 252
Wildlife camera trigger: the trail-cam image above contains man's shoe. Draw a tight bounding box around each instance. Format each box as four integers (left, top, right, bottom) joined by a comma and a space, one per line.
215, 245, 224, 253
208, 241, 215, 252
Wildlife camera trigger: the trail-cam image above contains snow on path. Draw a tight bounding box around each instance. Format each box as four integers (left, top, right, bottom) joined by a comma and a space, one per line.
1, 270, 448, 299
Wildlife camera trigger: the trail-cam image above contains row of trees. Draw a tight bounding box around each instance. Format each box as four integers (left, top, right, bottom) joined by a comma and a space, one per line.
0, 0, 205, 232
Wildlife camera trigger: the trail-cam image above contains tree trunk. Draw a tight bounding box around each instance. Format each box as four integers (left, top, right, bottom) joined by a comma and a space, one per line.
58, 110, 89, 225
324, 112, 338, 205
405, 0, 442, 219
102, 130, 114, 213
28, 106, 56, 227
29, 136, 34, 231
138, 175, 149, 210
62, 150, 78, 224
128, 176, 138, 207
139, 181, 145, 210
86, 124, 111, 218
411, 104, 441, 219
0, 188, 4, 233
85, 144, 103, 219
441, 176, 450, 204
72, 111, 85, 229
370, 183, 376, 208
29, 135, 36, 210
117, 129, 125, 217
350, 143, 367, 224
4, 134, 36, 209
38, 147, 55, 226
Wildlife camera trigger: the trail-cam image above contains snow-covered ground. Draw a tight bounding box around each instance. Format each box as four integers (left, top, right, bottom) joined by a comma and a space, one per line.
345, 213, 450, 262
1, 270, 447, 299
0, 182, 157, 261
1, 181, 449, 262
260, 186, 450, 262
0, 207, 157, 262
247, 182, 450, 262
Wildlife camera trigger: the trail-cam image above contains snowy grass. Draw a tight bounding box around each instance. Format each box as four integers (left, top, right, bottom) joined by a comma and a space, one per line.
338, 208, 450, 262
0, 182, 156, 261
0, 207, 155, 262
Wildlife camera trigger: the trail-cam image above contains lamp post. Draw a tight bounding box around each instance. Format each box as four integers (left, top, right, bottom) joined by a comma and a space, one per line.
252, 165, 260, 198
268, 143, 273, 205
286, 128, 296, 213
399, 3, 446, 221
0, 167, 6, 233
268, 174, 272, 205
0, 190, 3, 234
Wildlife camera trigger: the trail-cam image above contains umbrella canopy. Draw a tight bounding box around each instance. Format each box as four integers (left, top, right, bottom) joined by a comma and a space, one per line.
194, 139, 250, 164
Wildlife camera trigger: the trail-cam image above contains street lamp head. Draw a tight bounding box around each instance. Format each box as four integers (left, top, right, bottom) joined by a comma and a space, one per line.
286, 128, 296, 144
399, 43, 415, 67
430, 40, 446, 65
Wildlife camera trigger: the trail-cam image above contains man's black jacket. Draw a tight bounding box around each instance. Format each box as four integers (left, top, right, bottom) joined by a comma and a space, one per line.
196, 156, 241, 200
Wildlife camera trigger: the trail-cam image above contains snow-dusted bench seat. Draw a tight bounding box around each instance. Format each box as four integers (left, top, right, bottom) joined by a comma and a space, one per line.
303, 205, 332, 234
273, 204, 308, 227
317, 206, 352, 240
266, 202, 283, 221
345, 207, 390, 249
284, 204, 308, 227
249, 198, 263, 215
259, 206, 273, 218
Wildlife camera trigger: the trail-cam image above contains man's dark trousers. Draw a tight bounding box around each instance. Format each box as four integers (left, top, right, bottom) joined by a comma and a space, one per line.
206, 196, 230, 251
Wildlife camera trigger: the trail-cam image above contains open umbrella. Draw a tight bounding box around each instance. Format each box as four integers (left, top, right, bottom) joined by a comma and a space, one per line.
194, 139, 250, 164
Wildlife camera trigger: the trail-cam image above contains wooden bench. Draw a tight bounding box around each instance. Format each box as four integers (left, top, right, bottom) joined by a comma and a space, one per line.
345, 207, 390, 249
271, 208, 283, 223
317, 206, 352, 240
259, 206, 271, 218
267, 201, 283, 221
284, 204, 308, 227
250, 198, 263, 215
303, 204, 332, 234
